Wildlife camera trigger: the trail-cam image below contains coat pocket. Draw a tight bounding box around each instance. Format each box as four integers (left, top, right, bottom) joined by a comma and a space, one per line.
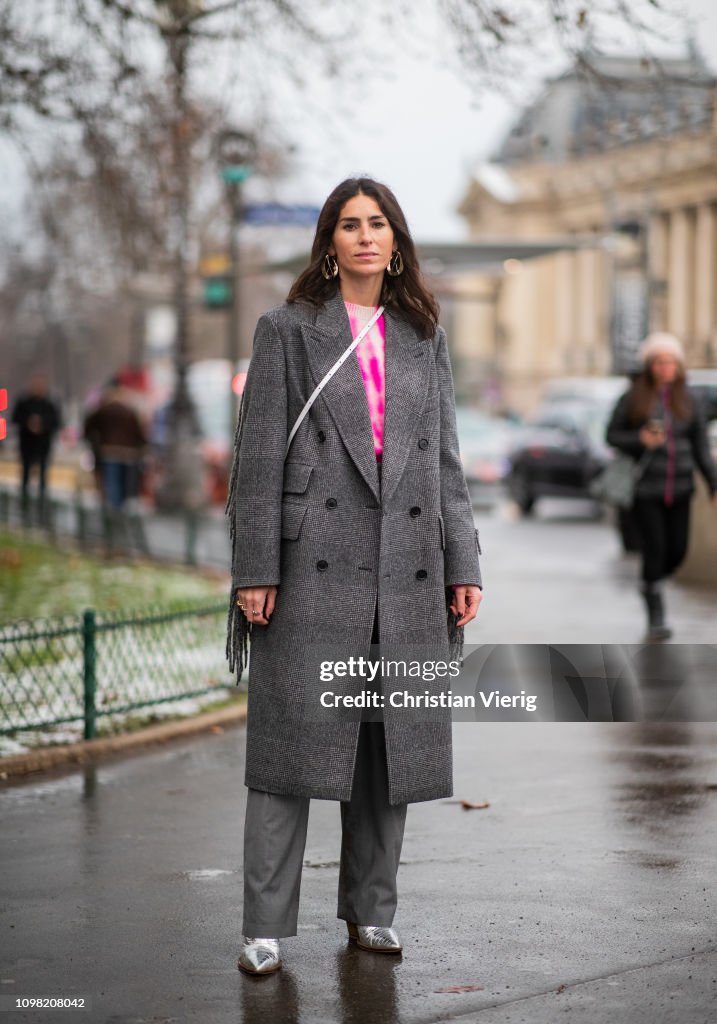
283, 462, 313, 494
438, 512, 446, 551
281, 500, 308, 540
475, 527, 482, 555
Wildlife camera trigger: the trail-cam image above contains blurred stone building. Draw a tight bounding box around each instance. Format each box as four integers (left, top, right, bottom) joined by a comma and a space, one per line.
457, 47, 717, 415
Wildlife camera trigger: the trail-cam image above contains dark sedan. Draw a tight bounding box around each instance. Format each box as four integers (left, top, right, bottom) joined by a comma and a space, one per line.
506, 401, 613, 515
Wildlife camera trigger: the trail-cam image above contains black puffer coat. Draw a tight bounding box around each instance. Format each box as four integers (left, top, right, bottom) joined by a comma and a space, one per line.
605, 386, 717, 502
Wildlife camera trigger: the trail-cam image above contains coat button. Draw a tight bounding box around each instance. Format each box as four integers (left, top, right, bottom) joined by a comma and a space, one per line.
409, 506, 421, 517
418, 438, 429, 450
325, 497, 337, 508
316, 559, 328, 572
415, 569, 428, 580
317, 430, 326, 442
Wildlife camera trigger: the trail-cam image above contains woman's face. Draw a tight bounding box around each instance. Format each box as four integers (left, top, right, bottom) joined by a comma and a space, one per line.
328, 194, 396, 285
649, 353, 681, 385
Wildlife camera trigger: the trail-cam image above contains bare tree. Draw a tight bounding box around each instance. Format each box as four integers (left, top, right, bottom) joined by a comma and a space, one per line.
1, 0, 335, 507
429, 0, 691, 96
0, 0, 691, 506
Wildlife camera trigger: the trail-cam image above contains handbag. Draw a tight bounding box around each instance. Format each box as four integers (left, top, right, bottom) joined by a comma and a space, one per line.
284, 305, 384, 459
589, 449, 653, 508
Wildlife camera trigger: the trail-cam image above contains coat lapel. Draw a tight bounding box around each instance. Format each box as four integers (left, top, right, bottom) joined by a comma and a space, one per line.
299, 292, 431, 505
300, 292, 380, 501
381, 307, 432, 505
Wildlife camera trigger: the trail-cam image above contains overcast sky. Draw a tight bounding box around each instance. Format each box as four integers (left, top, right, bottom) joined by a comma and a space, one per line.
1, 0, 716, 248
270, 0, 717, 240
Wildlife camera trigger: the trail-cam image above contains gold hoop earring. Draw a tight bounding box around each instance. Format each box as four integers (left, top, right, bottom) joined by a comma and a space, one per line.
322, 254, 339, 280
387, 250, 404, 277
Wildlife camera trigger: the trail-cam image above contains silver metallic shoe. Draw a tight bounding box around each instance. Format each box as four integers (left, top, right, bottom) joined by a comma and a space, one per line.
238, 936, 282, 975
347, 922, 402, 954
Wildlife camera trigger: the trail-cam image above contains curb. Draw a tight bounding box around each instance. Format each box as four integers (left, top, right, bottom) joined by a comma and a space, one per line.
0, 702, 247, 782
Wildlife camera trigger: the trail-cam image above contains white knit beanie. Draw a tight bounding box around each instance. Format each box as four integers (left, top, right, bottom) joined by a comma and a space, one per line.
638, 332, 685, 367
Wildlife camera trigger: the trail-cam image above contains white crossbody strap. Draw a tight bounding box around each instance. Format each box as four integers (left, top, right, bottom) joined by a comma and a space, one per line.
285, 305, 384, 459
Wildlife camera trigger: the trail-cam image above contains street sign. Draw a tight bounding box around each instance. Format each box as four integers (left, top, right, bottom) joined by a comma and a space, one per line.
243, 203, 320, 227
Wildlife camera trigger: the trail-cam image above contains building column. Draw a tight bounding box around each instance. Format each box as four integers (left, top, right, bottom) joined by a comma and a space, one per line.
647, 211, 669, 332
667, 207, 696, 355
555, 250, 576, 373
576, 246, 601, 372
694, 202, 717, 364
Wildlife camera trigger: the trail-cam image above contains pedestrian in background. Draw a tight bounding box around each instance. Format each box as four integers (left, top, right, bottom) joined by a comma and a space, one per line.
606, 333, 717, 640
82, 378, 148, 509
226, 177, 483, 975
11, 371, 62, 522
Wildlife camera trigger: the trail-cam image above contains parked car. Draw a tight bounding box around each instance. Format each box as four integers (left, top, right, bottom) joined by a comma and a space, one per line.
506, 399, 615, 515
455, 407, 521, 507
541, 375, 628, 407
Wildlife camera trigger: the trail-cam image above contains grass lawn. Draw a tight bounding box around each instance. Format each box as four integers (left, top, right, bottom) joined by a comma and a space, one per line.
0, 527, 228, 622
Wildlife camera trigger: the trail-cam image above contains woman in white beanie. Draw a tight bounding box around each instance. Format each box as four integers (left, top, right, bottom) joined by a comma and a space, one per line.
606, 333, 717, 640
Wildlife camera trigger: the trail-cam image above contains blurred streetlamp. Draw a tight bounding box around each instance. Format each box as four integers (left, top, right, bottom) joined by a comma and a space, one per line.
153, 0, 205, 514
216, 128, 257, 448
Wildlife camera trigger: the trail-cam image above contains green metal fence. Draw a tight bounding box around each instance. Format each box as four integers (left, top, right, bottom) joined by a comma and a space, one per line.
0, 600, 238, 741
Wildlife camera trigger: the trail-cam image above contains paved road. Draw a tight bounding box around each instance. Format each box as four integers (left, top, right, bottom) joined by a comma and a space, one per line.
2, 496, 716, 1023
469, 497, 716, 645
2, 718, 716, 1024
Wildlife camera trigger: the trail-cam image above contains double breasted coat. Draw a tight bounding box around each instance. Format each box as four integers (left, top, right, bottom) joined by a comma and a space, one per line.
225, 290, 482, 805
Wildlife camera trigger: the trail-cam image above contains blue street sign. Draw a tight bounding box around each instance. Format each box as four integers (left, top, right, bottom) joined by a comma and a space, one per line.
243, 203, 321, 227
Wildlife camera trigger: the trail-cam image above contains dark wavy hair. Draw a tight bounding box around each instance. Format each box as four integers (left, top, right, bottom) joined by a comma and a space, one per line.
286, 177, 439, 338
627, 359, 693, 424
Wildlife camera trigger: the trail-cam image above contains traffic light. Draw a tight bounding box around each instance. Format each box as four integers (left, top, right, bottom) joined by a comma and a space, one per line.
204, 275, 233, 309
200, 254, 233, 310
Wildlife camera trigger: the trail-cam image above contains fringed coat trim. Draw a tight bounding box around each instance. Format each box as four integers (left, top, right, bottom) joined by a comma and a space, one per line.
225, 388, 252, 682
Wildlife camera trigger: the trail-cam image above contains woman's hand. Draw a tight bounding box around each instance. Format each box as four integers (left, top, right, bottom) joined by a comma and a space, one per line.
236, 586, 277, 625
638, 425, 665, 448
450, 585, 482, 627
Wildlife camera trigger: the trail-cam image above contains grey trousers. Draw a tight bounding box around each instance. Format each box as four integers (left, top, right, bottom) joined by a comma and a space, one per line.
242, 583, 408, 938
242, 723, 407, 937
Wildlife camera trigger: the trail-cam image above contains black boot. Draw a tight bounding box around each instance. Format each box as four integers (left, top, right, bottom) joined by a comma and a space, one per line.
641, 583, 672, 641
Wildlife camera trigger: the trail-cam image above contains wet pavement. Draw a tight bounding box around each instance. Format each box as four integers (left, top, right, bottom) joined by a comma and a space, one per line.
472, 497, 716, 645
2, 720, 716, 1024
2, 497, 716, 1023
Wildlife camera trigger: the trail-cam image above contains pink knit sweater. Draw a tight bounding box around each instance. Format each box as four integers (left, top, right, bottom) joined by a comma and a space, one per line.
344, 301, 385, 460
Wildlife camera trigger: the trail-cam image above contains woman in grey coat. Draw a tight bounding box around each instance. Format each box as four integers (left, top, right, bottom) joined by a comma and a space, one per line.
225, 177, 483, 974
606, 332, 717, 640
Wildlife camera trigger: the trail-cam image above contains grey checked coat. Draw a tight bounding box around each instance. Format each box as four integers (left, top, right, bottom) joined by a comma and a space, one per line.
225, 290, 482, 805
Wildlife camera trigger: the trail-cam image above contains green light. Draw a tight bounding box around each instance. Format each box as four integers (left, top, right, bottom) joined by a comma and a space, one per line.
204, 276, 233, 308
222, 165, 253, 183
